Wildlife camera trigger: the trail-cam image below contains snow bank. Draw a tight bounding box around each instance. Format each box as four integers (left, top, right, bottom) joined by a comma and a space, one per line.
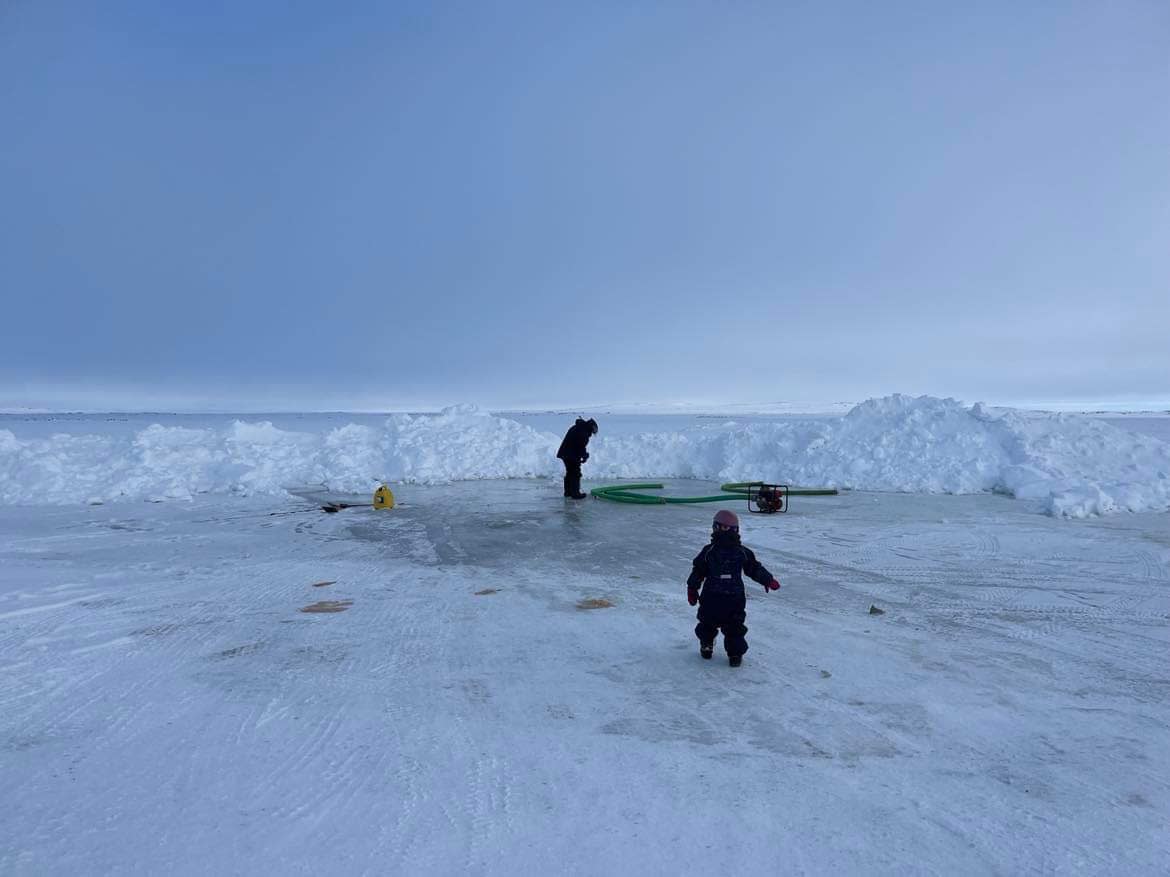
1, 397, 1167, 517
593, 396, 1170, 517
0, 405, 560, 505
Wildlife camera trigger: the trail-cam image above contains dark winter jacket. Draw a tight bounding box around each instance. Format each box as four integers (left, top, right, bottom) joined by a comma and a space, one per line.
687, 532, 773, 598
556, 418, 596, 463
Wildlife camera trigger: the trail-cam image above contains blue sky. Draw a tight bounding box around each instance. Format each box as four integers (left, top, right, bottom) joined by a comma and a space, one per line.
2, 1, 1167, 410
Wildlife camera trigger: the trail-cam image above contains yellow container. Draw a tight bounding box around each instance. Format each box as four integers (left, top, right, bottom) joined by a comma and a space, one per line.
373, 484, 395, 510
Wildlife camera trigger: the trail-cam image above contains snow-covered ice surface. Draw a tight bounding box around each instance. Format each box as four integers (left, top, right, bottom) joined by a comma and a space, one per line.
2, 396, 1169, 517
2, 481, 1168, 873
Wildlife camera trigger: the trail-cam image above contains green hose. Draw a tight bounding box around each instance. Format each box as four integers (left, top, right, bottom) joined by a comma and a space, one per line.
589, 485, 665, 504
721, 481, 840, 496
590, 481, 840, 505
591, 483, 744, 505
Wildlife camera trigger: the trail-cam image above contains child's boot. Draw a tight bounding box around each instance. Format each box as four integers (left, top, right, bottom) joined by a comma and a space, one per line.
728, 654, 742, 667
700, 641, 713, 659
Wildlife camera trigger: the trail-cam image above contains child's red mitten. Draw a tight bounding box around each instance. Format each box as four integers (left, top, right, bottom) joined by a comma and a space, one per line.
687, 587, 699, 606
764, 578, 780, 592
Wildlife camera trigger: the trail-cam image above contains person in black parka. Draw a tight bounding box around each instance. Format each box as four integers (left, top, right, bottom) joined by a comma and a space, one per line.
687, 509, 780, 666
556, 417, 597, 499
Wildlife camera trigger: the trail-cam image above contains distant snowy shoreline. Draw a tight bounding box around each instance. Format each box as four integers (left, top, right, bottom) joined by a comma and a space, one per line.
3, 400, 1168, 418
4, 409, 1169, 417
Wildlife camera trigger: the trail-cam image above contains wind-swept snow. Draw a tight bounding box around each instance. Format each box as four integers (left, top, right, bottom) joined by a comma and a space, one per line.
1, 397, 1167, 516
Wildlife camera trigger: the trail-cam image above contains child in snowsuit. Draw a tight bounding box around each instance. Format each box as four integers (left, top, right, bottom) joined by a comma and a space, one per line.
687, 509, 780, 666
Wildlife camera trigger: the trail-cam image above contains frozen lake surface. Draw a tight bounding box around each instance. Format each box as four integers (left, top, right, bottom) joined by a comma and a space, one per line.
2, 480, 1168, 873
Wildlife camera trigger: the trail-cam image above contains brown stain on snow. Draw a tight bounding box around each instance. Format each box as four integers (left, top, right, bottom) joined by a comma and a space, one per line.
311, 580, 336, 588
474, 588, 498, 596
300, 600, 353, 614
577, 598, 614, 610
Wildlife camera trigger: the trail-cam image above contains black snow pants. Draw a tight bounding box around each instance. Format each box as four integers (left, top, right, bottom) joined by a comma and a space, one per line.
562, 459, 582, 497
695, 591, 748, 657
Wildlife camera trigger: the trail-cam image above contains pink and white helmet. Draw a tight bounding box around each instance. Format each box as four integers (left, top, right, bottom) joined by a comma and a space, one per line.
713, 509, 739, 531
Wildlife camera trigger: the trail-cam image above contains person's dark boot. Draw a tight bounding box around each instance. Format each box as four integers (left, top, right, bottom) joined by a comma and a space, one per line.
700, 642, 713, 660
728, 654, 742, 667
571, 492, 587, 499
